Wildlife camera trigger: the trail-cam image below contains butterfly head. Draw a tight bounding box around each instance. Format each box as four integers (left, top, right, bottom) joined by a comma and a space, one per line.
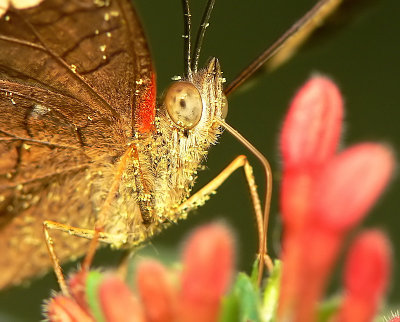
160, 57, 227, 142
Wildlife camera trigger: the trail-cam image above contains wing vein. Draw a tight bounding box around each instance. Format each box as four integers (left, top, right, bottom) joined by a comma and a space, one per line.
79, 49, 125, 75
0, 131, 81, 149
11, 10, 120, 118
60, 24, 121, 60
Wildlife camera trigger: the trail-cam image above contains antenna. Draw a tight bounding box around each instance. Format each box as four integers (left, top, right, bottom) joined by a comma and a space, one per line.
224, 0, 341, 96
192, 0, 216, 72
181, 0, 192, 78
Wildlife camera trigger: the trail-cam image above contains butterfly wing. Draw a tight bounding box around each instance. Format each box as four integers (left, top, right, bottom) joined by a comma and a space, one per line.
0, 0, 155, 288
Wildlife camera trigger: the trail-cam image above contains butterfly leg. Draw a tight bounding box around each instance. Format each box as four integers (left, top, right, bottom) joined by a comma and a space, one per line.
42, 221, 71, 296
41, 145, 141, 294
176, 154, 273, 274
42, 220, 125, 295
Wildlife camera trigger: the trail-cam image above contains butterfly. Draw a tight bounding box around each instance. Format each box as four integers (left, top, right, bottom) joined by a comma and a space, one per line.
0, 0, 373, 294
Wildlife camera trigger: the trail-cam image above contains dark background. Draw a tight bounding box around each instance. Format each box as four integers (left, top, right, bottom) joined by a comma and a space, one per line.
0, 0, 399, 320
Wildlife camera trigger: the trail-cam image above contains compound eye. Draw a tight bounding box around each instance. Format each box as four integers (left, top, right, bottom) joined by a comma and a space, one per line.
164, 82, 203, 129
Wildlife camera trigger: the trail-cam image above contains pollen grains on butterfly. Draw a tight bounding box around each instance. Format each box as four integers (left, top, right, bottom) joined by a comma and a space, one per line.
148, 58, 226, 223
93, 0, 111, 7
92, 59, 226, 247
32, 104, 51, 116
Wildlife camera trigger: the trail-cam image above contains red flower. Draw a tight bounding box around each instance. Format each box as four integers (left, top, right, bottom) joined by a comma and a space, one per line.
45, 223, 234, 322
278, 76, 394, 321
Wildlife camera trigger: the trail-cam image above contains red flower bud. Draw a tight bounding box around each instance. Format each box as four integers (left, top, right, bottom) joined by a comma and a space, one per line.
178, 223, 234, 322
137, 260, 176, 322
280, 76, 343, 171
99, 276, 145, 322
337, 230, 391, 322
47, 296, 94, 322
278, 76, 394, 322
311, 143, 394, 231
279, 77, 344, 321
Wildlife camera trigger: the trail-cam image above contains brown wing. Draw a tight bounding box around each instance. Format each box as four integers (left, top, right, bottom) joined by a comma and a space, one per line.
0, 0, 154, 288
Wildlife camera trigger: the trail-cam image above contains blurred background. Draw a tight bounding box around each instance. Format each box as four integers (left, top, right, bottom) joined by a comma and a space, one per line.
0, 0, 399, 320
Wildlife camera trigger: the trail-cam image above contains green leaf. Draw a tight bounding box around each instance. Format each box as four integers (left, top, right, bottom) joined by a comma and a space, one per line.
86, 270, 106, 322
261, 260, 282, 322
219, 293, 239, 322
316, 295, 341, 322
219, 272, 261, 322
236, 273, 261, 321
250, 258, 260, 288
237, 273, 261, 322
